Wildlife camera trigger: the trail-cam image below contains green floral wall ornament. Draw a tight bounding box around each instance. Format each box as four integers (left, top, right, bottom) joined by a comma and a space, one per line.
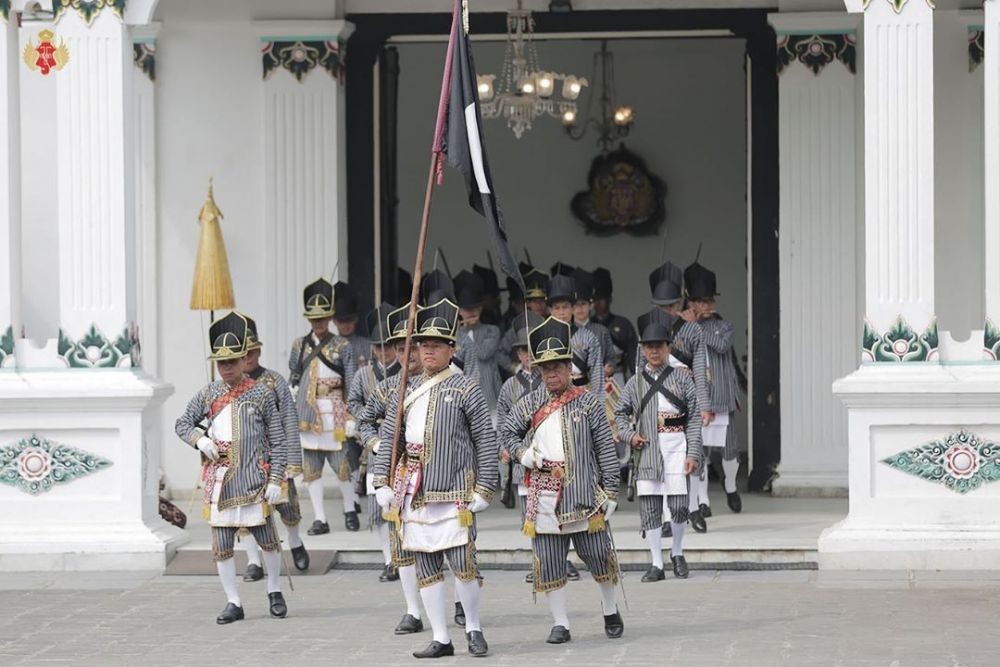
882, 431, 1000, 494
0, 434, 113, 495
862, 316, 938, 362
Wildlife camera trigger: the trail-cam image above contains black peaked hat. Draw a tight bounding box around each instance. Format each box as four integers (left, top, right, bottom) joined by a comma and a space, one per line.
546, 274, 576, 305
413, 298, 459, 343
648, 261, 684, 294
420, 269, 455, 305
244, 313, 262, 351
333, 281, 360, 319
511, 312, 544, 349
386, 303, 411, 342
208, 311, 250, 360
684, 261, 719, 299
550, 261, 575, 277
651, 279, 683, 306
529, 316, 573, 364
303, 277, 335, 319
472, 264, 500, 297
571, 268, 594, 302
592, 267, 613, 299
454, 270, 485, 309
367, 302, 396, 344
506, 275, 524, 302
636, 308, 674, 344
396, 267, 414, 306
523, 268, 550, 300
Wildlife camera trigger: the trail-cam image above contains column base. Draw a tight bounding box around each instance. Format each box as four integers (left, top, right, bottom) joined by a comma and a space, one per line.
771, 471, 848, 498
822, 363, 1000, 570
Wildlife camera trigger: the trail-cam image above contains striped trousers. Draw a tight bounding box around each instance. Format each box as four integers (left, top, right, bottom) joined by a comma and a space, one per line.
212, 522, 279, 562
302, 448, 350, 483
275, 478, 302, 527
415, 541, 479, 588
389, 525, 415, 568
638, 493, 690, 532
531, 529, 619, 593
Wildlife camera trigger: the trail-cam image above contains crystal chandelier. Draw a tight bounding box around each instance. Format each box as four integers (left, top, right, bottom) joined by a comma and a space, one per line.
565, 40, 634, 152
476, 0, 588, 139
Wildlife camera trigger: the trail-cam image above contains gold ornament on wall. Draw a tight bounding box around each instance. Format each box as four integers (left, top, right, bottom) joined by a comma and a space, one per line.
23, 30, 69, 76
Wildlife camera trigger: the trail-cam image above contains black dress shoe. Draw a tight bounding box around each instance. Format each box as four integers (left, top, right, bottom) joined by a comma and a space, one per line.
566, 560, 580, 581
671, 555, 689, 579
413, 641, 455, 659
546, 625, 571, 644
344, 511, 360, 532
242, 563, 264, 582
291, 544, 310, 572
466, 630, 489, 657
454, 602, 466, 627
524, 571, 535, 584
662, 522, 672, 537
216, 602, 244, 625
700, 503, 713, 518
689, 509, 708, 533
268, 591, 287, 618
726, 491, 743, 514
379, 563, 399, 582
394, 613, 424, 635
641, 565, 665, 583
307, 520, 329, 536
603, 610, 624, 639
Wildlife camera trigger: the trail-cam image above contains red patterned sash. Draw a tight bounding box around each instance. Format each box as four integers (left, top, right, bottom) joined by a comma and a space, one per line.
531, 386, 586, 430
522, 459, 565, 538
201, 440, 233, 505
209, 377, 255, 420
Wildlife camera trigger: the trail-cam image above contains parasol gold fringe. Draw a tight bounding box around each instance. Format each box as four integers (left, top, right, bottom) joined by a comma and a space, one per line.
189, 178, 235, 310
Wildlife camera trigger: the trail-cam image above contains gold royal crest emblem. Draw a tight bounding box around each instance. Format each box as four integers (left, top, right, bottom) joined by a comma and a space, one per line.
24, 29, 70, 76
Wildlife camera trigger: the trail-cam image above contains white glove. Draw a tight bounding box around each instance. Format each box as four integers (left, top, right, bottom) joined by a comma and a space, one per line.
373, 440, 381, 454
346, 418, 357, 438
290, 385, 300, 400
468, 492, 490, 513
196, 436, 219, 461
519, 448, 536, 469
375, 486, 394, 510
604, 500, 618, 522
264, 483, 282, 504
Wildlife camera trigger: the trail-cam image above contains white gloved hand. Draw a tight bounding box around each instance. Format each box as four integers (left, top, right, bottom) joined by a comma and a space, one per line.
604, 500, 618, 522
345, 418, 357, 438
373, 440, 381, 454
264, 483, 282, 504
468, 492, 490, 513
196, 436, 219, 461
375, 486, 394, 510
519, 448, 536, 469
290, 385, 300, 400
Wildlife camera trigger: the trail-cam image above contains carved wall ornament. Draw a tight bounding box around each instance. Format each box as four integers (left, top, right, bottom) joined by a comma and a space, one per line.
882, 430, 1000, 494
262, 40, 345, 83
0, 434, 113, 495
777, 33, 856, 76
862, 316, 938, 362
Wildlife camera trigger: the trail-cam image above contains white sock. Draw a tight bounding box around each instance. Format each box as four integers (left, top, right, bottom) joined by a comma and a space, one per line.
285, 524, 303, 549
646, 530, 664, 569
722, 457, 739, 494
216, 558, 241, 606
454, 578, 482, 633
243, 533, 262, 567
698, 463, 711, 508
262, 548, 282, 594
399, 565, 422, 619
338, 477, 359, 514
307, 480, 327, 523
546, 587, 570, 629
419, 581, 451, 644
599, 582, 617, 615
670, 522, 686, 557
378, 524, 392, 566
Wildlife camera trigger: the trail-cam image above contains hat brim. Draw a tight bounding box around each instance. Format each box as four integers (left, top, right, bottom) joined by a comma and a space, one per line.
639, 335, 672, 345
535, 356, 572, 366
650, 296, 682, 306
304, 310, 335, 320
208, 349, 248, 361
412, 332, 456, 344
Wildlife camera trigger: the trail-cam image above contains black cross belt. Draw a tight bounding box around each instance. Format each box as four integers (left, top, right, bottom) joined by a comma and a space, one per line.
640, 367, 686, 415
571, 351, 589, 385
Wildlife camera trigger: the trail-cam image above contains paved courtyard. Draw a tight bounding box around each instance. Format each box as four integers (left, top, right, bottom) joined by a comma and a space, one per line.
1, 569, 997, 666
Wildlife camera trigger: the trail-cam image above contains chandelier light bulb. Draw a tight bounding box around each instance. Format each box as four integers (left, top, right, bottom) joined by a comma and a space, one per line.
562, 109, 577, 125
521, 81, 535, 94
613, 105, 633, 126
537, 73, 554, 97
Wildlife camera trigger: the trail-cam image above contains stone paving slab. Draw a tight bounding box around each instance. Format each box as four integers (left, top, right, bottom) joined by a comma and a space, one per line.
0, 570, 997, 666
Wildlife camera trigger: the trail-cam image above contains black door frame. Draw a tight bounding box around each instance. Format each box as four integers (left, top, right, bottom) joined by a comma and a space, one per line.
345, 8, 780, 492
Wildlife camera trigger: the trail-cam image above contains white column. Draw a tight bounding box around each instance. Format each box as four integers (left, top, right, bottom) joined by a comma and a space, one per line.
0, 7, 20, 367
769, 14, 860, 496
860, 0, 938, 360
985, 0, 1000, 357
255, 20, 354, 371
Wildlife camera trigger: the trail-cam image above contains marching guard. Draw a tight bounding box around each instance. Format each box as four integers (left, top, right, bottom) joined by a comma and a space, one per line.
591, 267, 638, 382
289, 278, 360, 535
615, 309, 702, 581
453, 270, 502, 411
546, 275, 604, 397
500, 316, 623, 644
373, 298, 500, 659
175, 312, 288, 623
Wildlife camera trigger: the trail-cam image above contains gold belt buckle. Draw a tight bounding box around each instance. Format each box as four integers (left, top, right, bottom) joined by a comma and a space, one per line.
317, 384, 330, 397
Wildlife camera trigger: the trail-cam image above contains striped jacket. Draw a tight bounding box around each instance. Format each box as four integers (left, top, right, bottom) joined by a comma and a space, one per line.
288, 332, 357, 432
584, 320, 619, 369
571, 323, 605, 397
496, 325, 518, 376
344, 332, 371, 369
614, 364, 703, 482
672, 320, 710, 412
592, 312, 638, 379
693, 315, 741, 413
249, 366, 303, 475
349, 361, 400, 467
372, 370, 500, 503
175, 379, 286, 510
454, 322, 502, 410
496, 367, 542, 486
501, 386, 619, 525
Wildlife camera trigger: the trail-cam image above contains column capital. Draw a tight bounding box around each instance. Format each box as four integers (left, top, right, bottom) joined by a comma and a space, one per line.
256, 21, 355, 84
